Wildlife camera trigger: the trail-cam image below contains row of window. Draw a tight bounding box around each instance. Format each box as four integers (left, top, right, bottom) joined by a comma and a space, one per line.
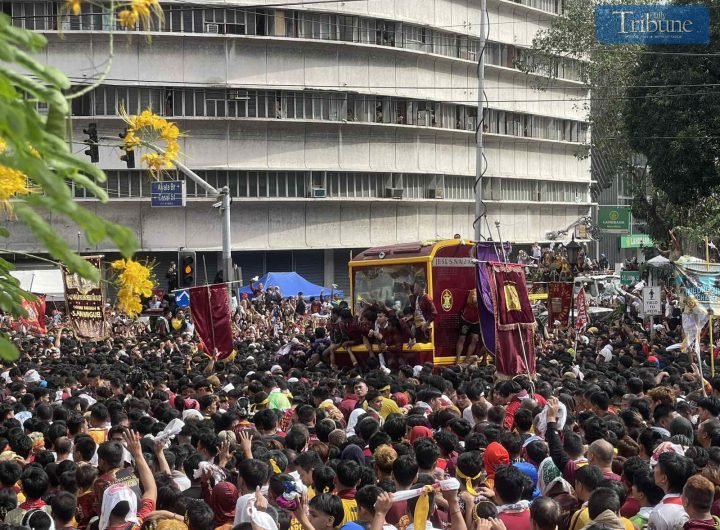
71, 86, 588, 143
69, 170, 589, 203
4, 2, 582, 81
483, 177, 588, 203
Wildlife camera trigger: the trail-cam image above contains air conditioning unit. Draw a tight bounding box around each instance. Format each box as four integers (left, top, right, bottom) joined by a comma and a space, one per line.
427, 188, 445, 199
386, 188, 403, 199
205, 23, 222, 34
311, 187, 327, 198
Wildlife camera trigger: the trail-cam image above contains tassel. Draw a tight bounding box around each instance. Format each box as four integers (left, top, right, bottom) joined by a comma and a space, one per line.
456, 470, 482, 496
413, 485, 434, 530
270, 458, 281, 474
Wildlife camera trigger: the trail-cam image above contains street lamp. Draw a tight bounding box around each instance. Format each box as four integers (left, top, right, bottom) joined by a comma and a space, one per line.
565, 235, 581, 329
566, 235, 581, 276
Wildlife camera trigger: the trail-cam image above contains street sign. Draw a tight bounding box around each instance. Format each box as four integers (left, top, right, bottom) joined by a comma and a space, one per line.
175, 289, 190, 308
620, 270, 640, 286
620, 234, 653, 248
151, 181, 186, 207
643, 287, 661, 315
598, 206, 631, 233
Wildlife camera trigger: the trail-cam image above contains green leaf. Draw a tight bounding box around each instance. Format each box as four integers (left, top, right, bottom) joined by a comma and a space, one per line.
0, 334, 20, 363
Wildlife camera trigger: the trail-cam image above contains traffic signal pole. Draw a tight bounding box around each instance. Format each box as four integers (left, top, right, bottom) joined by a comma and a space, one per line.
171, 157, 233, 291
97, 138, 234, 290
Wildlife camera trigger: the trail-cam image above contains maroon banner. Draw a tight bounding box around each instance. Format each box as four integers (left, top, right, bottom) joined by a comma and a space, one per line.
189, 284, 234, 360
548, 282, 573, 329
486, 262, 536, 376
575, 288, 588, 331
15, 296, 46, 335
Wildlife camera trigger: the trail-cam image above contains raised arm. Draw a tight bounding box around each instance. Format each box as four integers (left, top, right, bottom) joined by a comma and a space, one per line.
123, 430, 157, 502
545, 397, 570, 475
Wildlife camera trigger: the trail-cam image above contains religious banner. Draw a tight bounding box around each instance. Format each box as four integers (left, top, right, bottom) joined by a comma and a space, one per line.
481, 261, 536, 377
548, 282, 573, 328
63, 256, 108, 339
575, 288, 588, 331
189, 284, 234, 360
15, 296, 46, 335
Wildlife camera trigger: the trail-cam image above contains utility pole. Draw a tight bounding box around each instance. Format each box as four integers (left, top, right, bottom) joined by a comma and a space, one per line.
474, 0, 487, 243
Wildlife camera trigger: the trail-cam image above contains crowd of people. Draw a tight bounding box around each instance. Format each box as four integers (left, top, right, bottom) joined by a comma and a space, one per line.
0, 260, 719, 530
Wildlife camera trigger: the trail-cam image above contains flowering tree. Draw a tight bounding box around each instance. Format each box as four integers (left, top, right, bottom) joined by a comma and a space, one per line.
0, 2, 172, 359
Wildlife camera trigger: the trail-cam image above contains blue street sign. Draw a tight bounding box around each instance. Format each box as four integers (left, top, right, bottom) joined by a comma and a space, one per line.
151, 181, 186, 207
596, 5, 709, 45
176, 289, 190, 308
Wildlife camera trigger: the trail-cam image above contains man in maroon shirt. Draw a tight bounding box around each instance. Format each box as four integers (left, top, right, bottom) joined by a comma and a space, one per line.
409, 281, 436, 343
494, 465, 532, 530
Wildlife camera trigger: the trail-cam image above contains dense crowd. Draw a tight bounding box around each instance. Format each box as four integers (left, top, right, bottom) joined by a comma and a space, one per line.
0, 266, 719, 530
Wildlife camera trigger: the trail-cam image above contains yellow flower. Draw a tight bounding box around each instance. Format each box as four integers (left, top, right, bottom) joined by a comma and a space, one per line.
121, 108, 182, 178
117, 0, 162, 30
117, 8, 139, 29
66, 0, 82, 16
0, 137, 6, 154
111, 258, 155, 317
0, 165, 30, 213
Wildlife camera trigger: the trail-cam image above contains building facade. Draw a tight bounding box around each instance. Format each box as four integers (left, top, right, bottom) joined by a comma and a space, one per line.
2, 0, 591, 290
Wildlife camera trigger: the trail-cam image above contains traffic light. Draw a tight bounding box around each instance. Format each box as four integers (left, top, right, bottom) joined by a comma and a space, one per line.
118, 129, 135, 168
83, 123, 99, 163
178, 250, 196, 287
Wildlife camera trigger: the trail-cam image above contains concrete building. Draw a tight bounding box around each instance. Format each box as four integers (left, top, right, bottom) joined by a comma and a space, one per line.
2, 0, 591, 291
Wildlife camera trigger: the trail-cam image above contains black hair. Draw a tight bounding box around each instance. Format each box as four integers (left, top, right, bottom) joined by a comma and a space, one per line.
588, 487, 621, 519
392, 455, 419, 488
312, 465, 337, 495
50, 491, 77, 524
494, 465, 526, 504
336, 460, 361, 489
525, 440, 549, 465
239, 459, 269, 490
413, 438, 439, 471
0, 460, 22, 488
657, 452, 696, 494
20, 466, 49, 500
186, 499, 215, 530
633, 472, 665, 506
294, 450, 322, 472
309, 493, 344, 527
97, 441, 124, 469
356, 485, 383, 515
575, 465, 604, 489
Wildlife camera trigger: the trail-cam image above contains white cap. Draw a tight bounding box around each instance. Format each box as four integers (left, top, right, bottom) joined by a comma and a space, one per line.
271, 365, 283, 374
288, 377, 299, 383
246, 356, 255, 361
413, 365, 423, 377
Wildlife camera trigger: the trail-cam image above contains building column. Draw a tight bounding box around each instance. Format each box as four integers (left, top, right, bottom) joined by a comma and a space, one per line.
324, 249, 334, 287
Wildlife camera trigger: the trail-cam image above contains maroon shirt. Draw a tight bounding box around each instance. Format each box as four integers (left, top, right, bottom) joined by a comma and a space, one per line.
499, 509, 532, 530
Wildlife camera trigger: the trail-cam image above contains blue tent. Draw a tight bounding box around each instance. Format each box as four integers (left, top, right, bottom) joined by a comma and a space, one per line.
238, 272, 343, 299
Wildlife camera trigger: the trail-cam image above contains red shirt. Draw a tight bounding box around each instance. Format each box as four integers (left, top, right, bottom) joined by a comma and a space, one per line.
499, 509, 532, 530
461, 303, 479, 323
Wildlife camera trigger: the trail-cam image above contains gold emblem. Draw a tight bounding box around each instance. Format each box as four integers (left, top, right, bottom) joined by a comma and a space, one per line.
504, 283, 522, 312
441, 289, 453, 311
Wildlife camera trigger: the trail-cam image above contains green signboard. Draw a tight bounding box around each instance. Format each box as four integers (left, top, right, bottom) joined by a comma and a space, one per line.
620, 270, 641, 285
598, 207, 631, 233
620, 234, 653, 249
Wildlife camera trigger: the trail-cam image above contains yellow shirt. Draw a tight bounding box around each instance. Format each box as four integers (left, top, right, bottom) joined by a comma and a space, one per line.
570, 507, 589, 530
380, 397, 401, 420
340, 498, 358, 526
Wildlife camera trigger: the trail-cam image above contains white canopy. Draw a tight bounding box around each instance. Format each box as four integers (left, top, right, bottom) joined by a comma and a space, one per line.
646, 255, 671, 267
10, 269, 65, 302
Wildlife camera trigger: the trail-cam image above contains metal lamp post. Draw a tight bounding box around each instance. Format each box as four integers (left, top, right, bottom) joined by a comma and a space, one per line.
566, 235, 581, 328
